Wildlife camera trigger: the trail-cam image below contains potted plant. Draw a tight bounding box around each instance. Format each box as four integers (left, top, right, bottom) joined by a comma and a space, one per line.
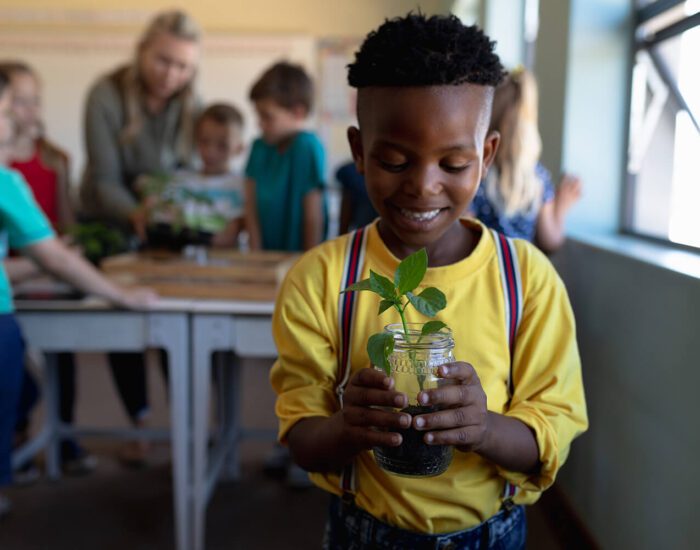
342, 248, 454, 477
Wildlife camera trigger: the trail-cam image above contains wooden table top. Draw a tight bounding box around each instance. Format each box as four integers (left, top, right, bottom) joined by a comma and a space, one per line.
101, 249, 299, 302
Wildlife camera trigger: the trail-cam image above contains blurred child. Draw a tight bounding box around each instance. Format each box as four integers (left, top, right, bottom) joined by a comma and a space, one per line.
270, 14, 587, 548
140, 103, 246, 248
0, 70, 156, 518
244, 61, 326, 252
1, 61, 74, 231
0, 61, 95, 477
336, 160, 377, 235
470, 67, 581, 253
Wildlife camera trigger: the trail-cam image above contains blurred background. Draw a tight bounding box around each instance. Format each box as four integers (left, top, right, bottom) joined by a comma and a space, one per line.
0, 1, 698, 549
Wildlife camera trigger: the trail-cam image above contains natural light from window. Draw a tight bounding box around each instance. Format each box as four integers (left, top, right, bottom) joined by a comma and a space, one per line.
669, 1, 700, 247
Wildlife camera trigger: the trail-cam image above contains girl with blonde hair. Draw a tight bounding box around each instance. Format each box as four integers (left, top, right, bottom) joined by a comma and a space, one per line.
471, 68, 581, 252
79, 9, 201, 466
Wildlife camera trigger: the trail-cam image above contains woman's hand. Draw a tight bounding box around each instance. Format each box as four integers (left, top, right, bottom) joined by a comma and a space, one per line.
412, 362, 489, 452
338, 367, 412, 452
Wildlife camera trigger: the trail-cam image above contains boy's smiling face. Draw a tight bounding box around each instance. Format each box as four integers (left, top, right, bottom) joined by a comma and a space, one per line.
348, 84, 499, 263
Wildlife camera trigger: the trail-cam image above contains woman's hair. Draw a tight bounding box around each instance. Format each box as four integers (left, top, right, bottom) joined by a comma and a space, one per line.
347, 13, 504, 88
195, 103, 244, 134
486, 68, 543, 216
120, 10, 201, 154
249, 62, 314, 113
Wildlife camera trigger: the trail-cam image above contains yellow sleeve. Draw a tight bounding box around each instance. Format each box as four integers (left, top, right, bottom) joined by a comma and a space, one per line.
269, 247, 341, 444
500, 243, 588, 497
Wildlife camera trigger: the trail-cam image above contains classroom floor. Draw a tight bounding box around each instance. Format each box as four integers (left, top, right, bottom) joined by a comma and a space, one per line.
0, 354, 574, 550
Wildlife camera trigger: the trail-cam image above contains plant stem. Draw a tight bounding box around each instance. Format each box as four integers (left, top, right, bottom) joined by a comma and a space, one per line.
397, 302, 412, 344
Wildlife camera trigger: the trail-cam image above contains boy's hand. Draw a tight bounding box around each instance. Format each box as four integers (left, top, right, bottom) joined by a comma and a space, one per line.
129, 206, 149, 241
412, 362, 489, 452
339, 367, 412, 451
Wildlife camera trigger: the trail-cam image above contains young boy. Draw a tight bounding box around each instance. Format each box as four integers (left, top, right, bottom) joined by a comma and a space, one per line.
270, 14, 587, 548
244, 61, 326, 252
0, 70, 155, 518
140, 103, 246, 248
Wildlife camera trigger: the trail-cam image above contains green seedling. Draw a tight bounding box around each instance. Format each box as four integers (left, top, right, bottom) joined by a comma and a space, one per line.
341, 248, 449, 386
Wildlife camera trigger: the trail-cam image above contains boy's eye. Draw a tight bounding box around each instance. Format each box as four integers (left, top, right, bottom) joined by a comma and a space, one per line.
441, 163, 470, 173
378, 158, 408, 173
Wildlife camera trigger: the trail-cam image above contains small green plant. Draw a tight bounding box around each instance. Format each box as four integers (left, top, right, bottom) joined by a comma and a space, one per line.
68, 222, 128, 265
341, 248, 448, 379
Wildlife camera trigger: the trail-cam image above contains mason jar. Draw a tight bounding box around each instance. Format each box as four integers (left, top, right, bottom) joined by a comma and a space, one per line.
373, 323, 455, 477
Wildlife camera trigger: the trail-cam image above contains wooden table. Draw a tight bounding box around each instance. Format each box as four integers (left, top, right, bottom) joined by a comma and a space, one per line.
14, 249, 297, 550
102, 249, 296, 301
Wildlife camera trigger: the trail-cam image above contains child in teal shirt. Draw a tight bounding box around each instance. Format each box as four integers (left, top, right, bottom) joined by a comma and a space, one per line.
0, 72, 155, 517
245, 61, 327, 252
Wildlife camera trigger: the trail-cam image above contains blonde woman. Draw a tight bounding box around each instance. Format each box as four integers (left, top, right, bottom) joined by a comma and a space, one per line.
79, 10, 200, 466
471, 68, 581, 253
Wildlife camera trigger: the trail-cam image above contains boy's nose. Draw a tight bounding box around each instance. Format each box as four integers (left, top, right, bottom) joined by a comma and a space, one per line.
402, 164, 443, 197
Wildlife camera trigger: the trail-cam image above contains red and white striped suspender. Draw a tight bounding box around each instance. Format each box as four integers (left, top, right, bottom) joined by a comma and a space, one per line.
491, 229, 524, 501
336, 227, 368, 495
335, 227, 523, 501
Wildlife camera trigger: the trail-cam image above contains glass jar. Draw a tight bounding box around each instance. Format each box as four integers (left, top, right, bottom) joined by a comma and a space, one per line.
373, 323, 455, 477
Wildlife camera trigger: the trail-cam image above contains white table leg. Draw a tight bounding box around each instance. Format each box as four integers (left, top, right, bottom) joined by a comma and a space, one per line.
192, 314, 233, 550
148, 313, 191, 550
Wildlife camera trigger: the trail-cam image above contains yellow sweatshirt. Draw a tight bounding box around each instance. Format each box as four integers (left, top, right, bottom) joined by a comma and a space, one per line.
270, 218, 587, 534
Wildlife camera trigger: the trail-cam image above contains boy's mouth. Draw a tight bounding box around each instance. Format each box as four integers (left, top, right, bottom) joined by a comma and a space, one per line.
398, 207, 444, 223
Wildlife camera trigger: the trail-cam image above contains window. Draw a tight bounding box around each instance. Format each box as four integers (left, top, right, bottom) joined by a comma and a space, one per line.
626, 0, 700, 249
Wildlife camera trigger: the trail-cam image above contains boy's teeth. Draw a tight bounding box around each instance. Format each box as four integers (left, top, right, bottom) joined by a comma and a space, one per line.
400, 208, 441, 222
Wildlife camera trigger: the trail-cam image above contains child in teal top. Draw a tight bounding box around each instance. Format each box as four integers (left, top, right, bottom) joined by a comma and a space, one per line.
245, 62, 327, 252
0, 72, 155, 517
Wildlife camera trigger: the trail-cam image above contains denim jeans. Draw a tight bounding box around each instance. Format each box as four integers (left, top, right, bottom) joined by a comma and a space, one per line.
0, 314, 25, 486
323, 495, 526, 550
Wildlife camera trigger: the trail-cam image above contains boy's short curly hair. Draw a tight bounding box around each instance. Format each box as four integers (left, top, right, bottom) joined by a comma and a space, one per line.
249, 61, 314, 113
348, 13, 505, 88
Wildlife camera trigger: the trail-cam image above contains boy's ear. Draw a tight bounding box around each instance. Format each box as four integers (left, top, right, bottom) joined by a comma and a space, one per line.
347, 126, 365, 174
482, 130, 500, 172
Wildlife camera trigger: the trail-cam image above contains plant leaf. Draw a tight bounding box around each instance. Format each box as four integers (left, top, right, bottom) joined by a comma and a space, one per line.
421, 320, 447, 336
406, 287, 447, 317
367, 332, 394, 377
369, 270, 396, 300
340, 278, 372, 294
378, 299, 395, 315
394, 248, 428, 295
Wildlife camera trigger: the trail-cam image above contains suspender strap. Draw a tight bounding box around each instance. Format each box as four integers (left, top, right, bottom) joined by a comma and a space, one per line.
337, 227, 368, 496
491, 229, 524, 502
336, 228, 523, 501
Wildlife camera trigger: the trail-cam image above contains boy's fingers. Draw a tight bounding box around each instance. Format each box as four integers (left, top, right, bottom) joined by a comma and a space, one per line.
412, 406, 483, 431
344, 386, 408, 409
422, 425, 485, 448
418, 383, 483, 408
348, 427, 403, 449
344, 407, 411, 431
436, 362, 477, 383
351, 367, 394, 389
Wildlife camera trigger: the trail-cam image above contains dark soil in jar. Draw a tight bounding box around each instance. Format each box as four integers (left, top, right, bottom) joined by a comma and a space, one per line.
373, 405, 452, 477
